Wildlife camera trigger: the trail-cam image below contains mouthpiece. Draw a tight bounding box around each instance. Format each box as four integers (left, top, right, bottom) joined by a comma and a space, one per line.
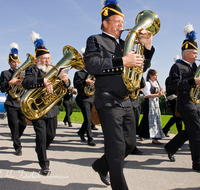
195, 59, 200, 61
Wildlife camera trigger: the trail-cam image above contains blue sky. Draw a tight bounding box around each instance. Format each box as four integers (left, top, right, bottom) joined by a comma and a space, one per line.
0, 0, 200, 89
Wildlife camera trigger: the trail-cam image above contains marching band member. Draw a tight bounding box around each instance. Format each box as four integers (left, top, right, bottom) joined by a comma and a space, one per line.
73, 64, 96, 146
84, 0, 155, 189
164, 24, 200, 172
22, 31, 69, 176
0, 43, 26, 156
63, 85, 75, 127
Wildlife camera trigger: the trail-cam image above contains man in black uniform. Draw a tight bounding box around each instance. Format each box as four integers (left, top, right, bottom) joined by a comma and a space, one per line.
22, 31, 69, 175
63, 85, 76, 127
73, 67, 96, 146
162, 76, 182, 137
84, 1, 155, 189
164, 24, 200, 172
1, 42, 26, 156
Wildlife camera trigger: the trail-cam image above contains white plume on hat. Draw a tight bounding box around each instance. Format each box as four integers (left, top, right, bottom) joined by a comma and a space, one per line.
10, 42, 19, 50
101, 0, 105, 6
30, 31, 41, 43
81, 47, 85, 55
184, 23, 194, 36
174, 55, 180, 62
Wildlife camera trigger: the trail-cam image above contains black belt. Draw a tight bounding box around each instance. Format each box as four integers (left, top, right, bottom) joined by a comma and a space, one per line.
98, 91, 129, 101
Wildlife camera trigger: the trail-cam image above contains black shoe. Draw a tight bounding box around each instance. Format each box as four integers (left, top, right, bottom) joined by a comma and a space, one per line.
92, 163, 110, 186
165, 148, 176, 162
63, 121, 67, 126
88, 140, 96, 146
68, 122, 72, 127
91, 126, 98, 130
193, 165, 200, 172
131, 147, 143, 155
163, 131, 170, 137
15, 148, 22, 156
40, 166, 51, 176
77, 132, 86, 141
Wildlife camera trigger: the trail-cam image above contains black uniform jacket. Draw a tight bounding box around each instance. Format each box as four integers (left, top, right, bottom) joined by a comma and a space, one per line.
84, 32, 155, 109
63, 80, 73, 102
169, 59, 200, 112
22, 65, 59, 119
1, 69, 21, 108
73, 69, 94, 103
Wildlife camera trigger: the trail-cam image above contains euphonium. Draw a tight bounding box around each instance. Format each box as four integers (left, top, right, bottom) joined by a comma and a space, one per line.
8, 53, 35, 101
190, 65, 200, 104
122, 10, 160, 98
84, 74, 95, 97
20, 45, 84, 120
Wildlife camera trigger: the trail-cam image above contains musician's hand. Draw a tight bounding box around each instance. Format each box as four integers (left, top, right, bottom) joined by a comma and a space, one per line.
44, 78, 53, 93
122, 51, 143, 67
195, 78, 200, 86
58, 72, 69, 84
8, 78, 21, 86
19, 71, 25, 80
158, 91, 164, 97
138, 27, 152, 50
86, 78, 95, 86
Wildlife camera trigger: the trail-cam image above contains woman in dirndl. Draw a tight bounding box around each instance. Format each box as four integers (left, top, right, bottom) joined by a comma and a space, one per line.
138, 69, 165, 144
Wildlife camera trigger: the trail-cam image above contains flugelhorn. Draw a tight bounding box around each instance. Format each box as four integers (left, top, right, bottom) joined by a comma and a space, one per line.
20, 45, 84, 120
121, 10, 160, 99
8, 54, 35, 101
190, 65, 200, 104
84, 74, 95, 97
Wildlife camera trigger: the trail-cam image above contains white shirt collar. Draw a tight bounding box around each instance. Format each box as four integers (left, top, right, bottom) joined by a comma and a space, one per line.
103, 32, 119, 43
182, 59, 193, 67
83, 68, 88, 73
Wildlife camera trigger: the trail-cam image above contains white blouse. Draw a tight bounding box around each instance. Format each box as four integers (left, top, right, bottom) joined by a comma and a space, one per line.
143, 80, 159, 99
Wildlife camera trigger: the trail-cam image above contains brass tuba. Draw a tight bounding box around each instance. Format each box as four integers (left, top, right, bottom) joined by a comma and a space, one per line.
190, 65, 200, 104
8, 53, 35, 101
122, 10, 160, 99
20, 45, 84, 120
84, 74, 95, 97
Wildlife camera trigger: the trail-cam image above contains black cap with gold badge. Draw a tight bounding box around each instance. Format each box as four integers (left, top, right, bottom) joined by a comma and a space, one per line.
181, 23, 198, 51
30, 31, 50, 58
7, 42, 20, 63
101, 0, 124, 22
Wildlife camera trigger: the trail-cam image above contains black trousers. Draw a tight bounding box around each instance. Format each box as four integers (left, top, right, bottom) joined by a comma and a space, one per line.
76, 100, 93, 141
164, 110, 200, 167
162, 100, 182, 133
6, 105, 26, 150
63, 101, 73, 124
32, 116, 57, 168
94, 105, 136, 190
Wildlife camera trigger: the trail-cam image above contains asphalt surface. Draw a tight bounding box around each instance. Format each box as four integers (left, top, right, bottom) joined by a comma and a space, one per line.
0, 118, 199, 190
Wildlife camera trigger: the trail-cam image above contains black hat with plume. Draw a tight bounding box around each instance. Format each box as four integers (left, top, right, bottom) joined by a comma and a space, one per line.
31, 31, 50, 58
181, 23, 198, 51
101, 0, 124, 22
7, 42, 20, 63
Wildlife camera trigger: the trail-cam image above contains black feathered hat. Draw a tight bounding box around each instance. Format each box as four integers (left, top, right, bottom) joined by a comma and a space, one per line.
31, 31, 50, 58
7, 42, 20, 63
101, 0, 124, 22
181, 23, 198, 51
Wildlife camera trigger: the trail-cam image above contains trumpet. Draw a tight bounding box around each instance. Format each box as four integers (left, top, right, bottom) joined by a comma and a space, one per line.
195, 59, 200, 61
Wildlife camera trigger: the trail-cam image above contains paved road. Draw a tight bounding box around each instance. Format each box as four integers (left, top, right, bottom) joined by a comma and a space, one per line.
0, 118, 199, 190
